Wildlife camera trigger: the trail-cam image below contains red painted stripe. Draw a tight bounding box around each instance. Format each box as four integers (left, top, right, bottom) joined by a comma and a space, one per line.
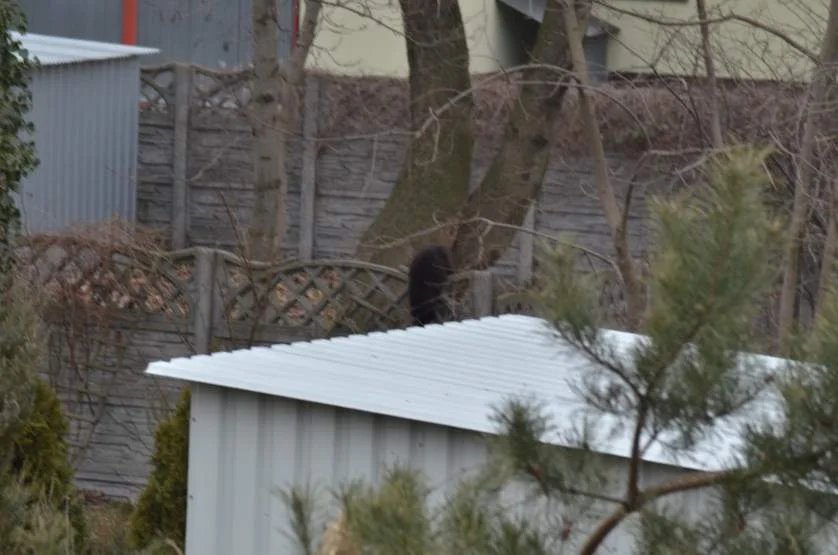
122, 0, 137, 45
291, 0, 300, 49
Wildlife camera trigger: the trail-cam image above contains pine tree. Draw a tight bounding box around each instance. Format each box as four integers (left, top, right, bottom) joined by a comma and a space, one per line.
293, 146, 838, 554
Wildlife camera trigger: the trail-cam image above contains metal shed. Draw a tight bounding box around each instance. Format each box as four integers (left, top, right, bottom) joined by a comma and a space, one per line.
146, 314, 789, 555
14, 32, 158, 234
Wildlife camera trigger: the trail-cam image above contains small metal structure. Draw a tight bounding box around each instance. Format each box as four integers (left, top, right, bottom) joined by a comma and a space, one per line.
146, 314, 785, 555
13, 32, 158, 234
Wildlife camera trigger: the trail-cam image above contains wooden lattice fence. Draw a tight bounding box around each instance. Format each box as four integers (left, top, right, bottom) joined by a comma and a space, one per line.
15, 235, 524, 498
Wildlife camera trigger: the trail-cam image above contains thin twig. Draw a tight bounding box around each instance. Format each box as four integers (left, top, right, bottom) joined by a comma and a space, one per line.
357, 216, 617, 270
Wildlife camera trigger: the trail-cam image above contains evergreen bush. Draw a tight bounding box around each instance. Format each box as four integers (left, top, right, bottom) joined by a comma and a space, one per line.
0, 1, 87, 553
0, 279, 87, 552
0, 0, 38, 266
10, 377, 88, 550
129, 387, 191, 551
0, 277, 88, 551
0, 279, 39, 456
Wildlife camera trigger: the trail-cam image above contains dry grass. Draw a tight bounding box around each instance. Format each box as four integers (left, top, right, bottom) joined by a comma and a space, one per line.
316, 510, 359, 555
82, 492, 183, 555
83, 494, 135, 555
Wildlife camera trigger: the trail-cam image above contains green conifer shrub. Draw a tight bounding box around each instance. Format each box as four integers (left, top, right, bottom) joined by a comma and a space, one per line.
129, 387, 191, 551
10, 377, 88, 550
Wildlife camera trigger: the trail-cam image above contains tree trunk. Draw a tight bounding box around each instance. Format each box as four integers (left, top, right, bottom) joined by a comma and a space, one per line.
778, 0, 838, 346
561, 0, 643, 329
695, 0, 724, 150
355, 0, 473, 267
248, 0, 321, 262
248, 0, 287, 262
450, 0, 591, 270
817, 180, 838, 317
814, 2, 838, 323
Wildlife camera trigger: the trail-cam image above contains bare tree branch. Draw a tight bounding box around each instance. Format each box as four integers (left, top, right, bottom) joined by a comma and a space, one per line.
695, 0, 724, 149
563, 0, 644, 330
779, 0, 838, 346
597, 1, 818, 63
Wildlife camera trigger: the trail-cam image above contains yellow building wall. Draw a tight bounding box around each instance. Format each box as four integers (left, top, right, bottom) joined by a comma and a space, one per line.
596, 0, 826, 82
304, 0, 827, 82
305, 0, 514, 76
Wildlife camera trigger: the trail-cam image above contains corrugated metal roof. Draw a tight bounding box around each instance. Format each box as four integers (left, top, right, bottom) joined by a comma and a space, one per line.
145, 314, 787, 473
11, 31, 158, 66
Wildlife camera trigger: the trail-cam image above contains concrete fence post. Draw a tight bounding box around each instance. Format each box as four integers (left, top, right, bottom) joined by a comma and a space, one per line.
192, 247, 216, 354
517, 202, 536, 283
298, 75, 320, 260
171, 63, 193, 250
470, 270, 494, 318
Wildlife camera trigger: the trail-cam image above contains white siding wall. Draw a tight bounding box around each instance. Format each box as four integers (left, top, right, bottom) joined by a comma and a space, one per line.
185, 383, 727, 555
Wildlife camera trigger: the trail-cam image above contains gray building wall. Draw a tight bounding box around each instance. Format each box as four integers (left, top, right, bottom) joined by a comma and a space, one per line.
185, 382, 718, 555
496, 0, 611, 83
18, 58, 142, 234
18, 0, 294, 68
19, 0, 123, 44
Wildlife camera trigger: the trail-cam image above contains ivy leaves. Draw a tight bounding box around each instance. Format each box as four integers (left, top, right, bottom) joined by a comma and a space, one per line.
0, 1, 37, 269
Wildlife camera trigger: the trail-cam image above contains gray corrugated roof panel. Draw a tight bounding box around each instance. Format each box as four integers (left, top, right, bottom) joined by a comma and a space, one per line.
11, 31, 159, 67
145, 314, 788, 473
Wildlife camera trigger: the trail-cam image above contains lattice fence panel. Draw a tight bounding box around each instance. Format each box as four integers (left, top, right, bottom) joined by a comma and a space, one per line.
192, 66, 252, 112
140, 65, 175, 113
15, 239, 194, 320
223, 259, 410, 333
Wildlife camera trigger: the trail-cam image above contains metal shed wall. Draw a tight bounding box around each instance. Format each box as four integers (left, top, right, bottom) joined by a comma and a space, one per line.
18, 58, 141, 233
18, 0, 123, 44
18, 0, 295, 69
186, 383, 717, 555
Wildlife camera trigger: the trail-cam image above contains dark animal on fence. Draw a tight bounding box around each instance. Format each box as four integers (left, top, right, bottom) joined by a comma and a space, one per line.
408, 244, 455, 326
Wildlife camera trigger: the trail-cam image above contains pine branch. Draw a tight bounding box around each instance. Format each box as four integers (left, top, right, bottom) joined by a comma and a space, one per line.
578, 452, 825, 555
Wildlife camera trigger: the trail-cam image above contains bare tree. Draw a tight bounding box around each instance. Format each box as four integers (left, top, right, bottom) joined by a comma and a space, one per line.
779, 0, 838, 344
354, 0, 474, 267
344, 0, 834, 336
357, 0, 593, 274
594, 0, 834, 341
695, 0, 724, 150
248, 0, 322, 262
451, 0, 591, 271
